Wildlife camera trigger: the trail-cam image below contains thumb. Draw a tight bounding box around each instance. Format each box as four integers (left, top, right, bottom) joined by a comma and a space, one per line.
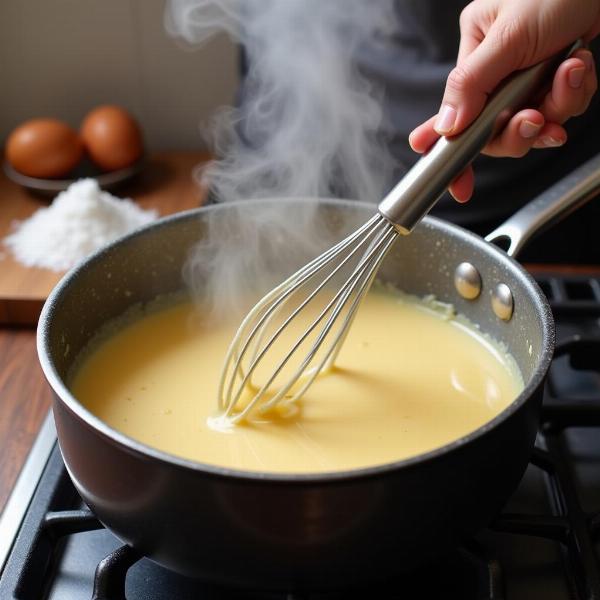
435, 25, 523, 136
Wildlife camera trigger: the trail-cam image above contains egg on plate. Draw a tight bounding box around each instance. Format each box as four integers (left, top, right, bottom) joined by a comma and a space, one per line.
5, 118, 83, 179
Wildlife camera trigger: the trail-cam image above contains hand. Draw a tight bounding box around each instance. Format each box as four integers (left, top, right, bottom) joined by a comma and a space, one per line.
409, 0, 600, 203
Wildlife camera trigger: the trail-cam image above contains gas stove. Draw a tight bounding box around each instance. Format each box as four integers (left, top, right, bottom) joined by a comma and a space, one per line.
1, 272, 600, 600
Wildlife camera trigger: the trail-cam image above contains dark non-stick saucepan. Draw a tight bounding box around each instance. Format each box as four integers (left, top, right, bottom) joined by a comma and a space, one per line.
37, 153, 600, 590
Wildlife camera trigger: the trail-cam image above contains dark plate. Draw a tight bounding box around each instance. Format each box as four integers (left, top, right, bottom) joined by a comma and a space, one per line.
3, 158, 144, 197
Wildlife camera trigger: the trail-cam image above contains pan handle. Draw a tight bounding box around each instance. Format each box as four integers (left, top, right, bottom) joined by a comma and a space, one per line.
485, 152, 600, 258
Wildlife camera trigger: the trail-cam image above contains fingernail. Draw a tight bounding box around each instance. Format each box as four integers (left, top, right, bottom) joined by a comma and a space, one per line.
434, 104, 457, 134
519, 119, 542, 139
408, 131, 416, 150
569, 67, 585, 88
535, 136, 564, 148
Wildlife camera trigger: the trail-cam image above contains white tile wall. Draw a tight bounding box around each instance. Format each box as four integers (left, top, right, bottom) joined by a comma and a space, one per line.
0, 0, 239, 150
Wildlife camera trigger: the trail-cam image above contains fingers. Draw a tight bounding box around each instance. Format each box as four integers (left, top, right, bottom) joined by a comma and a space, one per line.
531, 123, 569, 149
482, 50, 596, 155
484, 108, 568, 156
409, 106, 567, 203
408, 108, 566, 203
538, 50, 597, 123
412, 51, 597, 157
408, 116, 473, 203
483, 109, 543, 157
449, 166, 474, 203
408, 49, 597, 201
408, 115, 439, 153
410, 108, 562, 157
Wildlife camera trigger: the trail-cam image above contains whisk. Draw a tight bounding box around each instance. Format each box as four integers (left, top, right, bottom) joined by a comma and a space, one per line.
216, 43, 580, 425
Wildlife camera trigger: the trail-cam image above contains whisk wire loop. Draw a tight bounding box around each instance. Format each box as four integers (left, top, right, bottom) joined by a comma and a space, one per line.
221, 216, 384, 410
217, 214, 382, 412
235, 221, 395, 421
217, 214, 398, 423
259, 225, 398, 414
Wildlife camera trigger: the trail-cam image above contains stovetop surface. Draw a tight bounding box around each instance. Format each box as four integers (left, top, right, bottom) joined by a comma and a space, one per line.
2, 273, 600, 600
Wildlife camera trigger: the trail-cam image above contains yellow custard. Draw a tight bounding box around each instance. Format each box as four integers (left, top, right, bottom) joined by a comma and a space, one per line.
70, 290, 524, 473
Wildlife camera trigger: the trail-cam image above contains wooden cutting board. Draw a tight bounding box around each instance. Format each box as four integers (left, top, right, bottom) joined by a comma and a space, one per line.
0, 151, 210, 326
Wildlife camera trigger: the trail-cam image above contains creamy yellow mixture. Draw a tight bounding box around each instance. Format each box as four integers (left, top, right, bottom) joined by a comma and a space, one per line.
71, 290, 524, 473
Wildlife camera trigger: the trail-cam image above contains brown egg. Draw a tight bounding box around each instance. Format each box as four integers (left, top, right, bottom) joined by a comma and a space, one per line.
5, 118, 83, 179
80, 106, 143, 171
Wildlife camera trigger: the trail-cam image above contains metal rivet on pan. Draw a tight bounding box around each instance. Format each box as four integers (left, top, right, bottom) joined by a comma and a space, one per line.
492, 283, 514, 321
454, 262, 482, 300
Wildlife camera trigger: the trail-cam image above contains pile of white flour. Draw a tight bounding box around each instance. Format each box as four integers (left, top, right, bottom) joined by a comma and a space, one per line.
4, 179, 157, 271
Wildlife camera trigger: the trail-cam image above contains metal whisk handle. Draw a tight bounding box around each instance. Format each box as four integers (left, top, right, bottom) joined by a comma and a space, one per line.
378, 40, 583, 235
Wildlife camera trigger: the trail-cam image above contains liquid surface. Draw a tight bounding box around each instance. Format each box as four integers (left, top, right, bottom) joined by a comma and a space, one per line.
71, 290, 524, 473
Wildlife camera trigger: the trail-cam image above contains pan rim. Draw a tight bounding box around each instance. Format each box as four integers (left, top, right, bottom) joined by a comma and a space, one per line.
37, 197, 554, 484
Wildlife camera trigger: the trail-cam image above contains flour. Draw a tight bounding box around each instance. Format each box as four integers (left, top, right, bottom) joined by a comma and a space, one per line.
3, 179, 157, 271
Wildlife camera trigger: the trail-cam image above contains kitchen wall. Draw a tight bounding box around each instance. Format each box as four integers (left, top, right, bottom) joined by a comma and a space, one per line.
0, 0, 239, 150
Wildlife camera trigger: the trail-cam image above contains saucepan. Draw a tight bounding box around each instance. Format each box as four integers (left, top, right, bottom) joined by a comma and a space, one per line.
37, 153, 600, 590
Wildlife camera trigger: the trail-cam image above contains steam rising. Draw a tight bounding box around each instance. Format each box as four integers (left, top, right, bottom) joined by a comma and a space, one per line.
165, 0, 397, 318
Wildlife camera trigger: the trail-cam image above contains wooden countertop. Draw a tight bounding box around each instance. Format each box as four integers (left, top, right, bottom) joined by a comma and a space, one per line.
1, 154, 599, 516
0, 329, 51, 513
0, 151, 210, 324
